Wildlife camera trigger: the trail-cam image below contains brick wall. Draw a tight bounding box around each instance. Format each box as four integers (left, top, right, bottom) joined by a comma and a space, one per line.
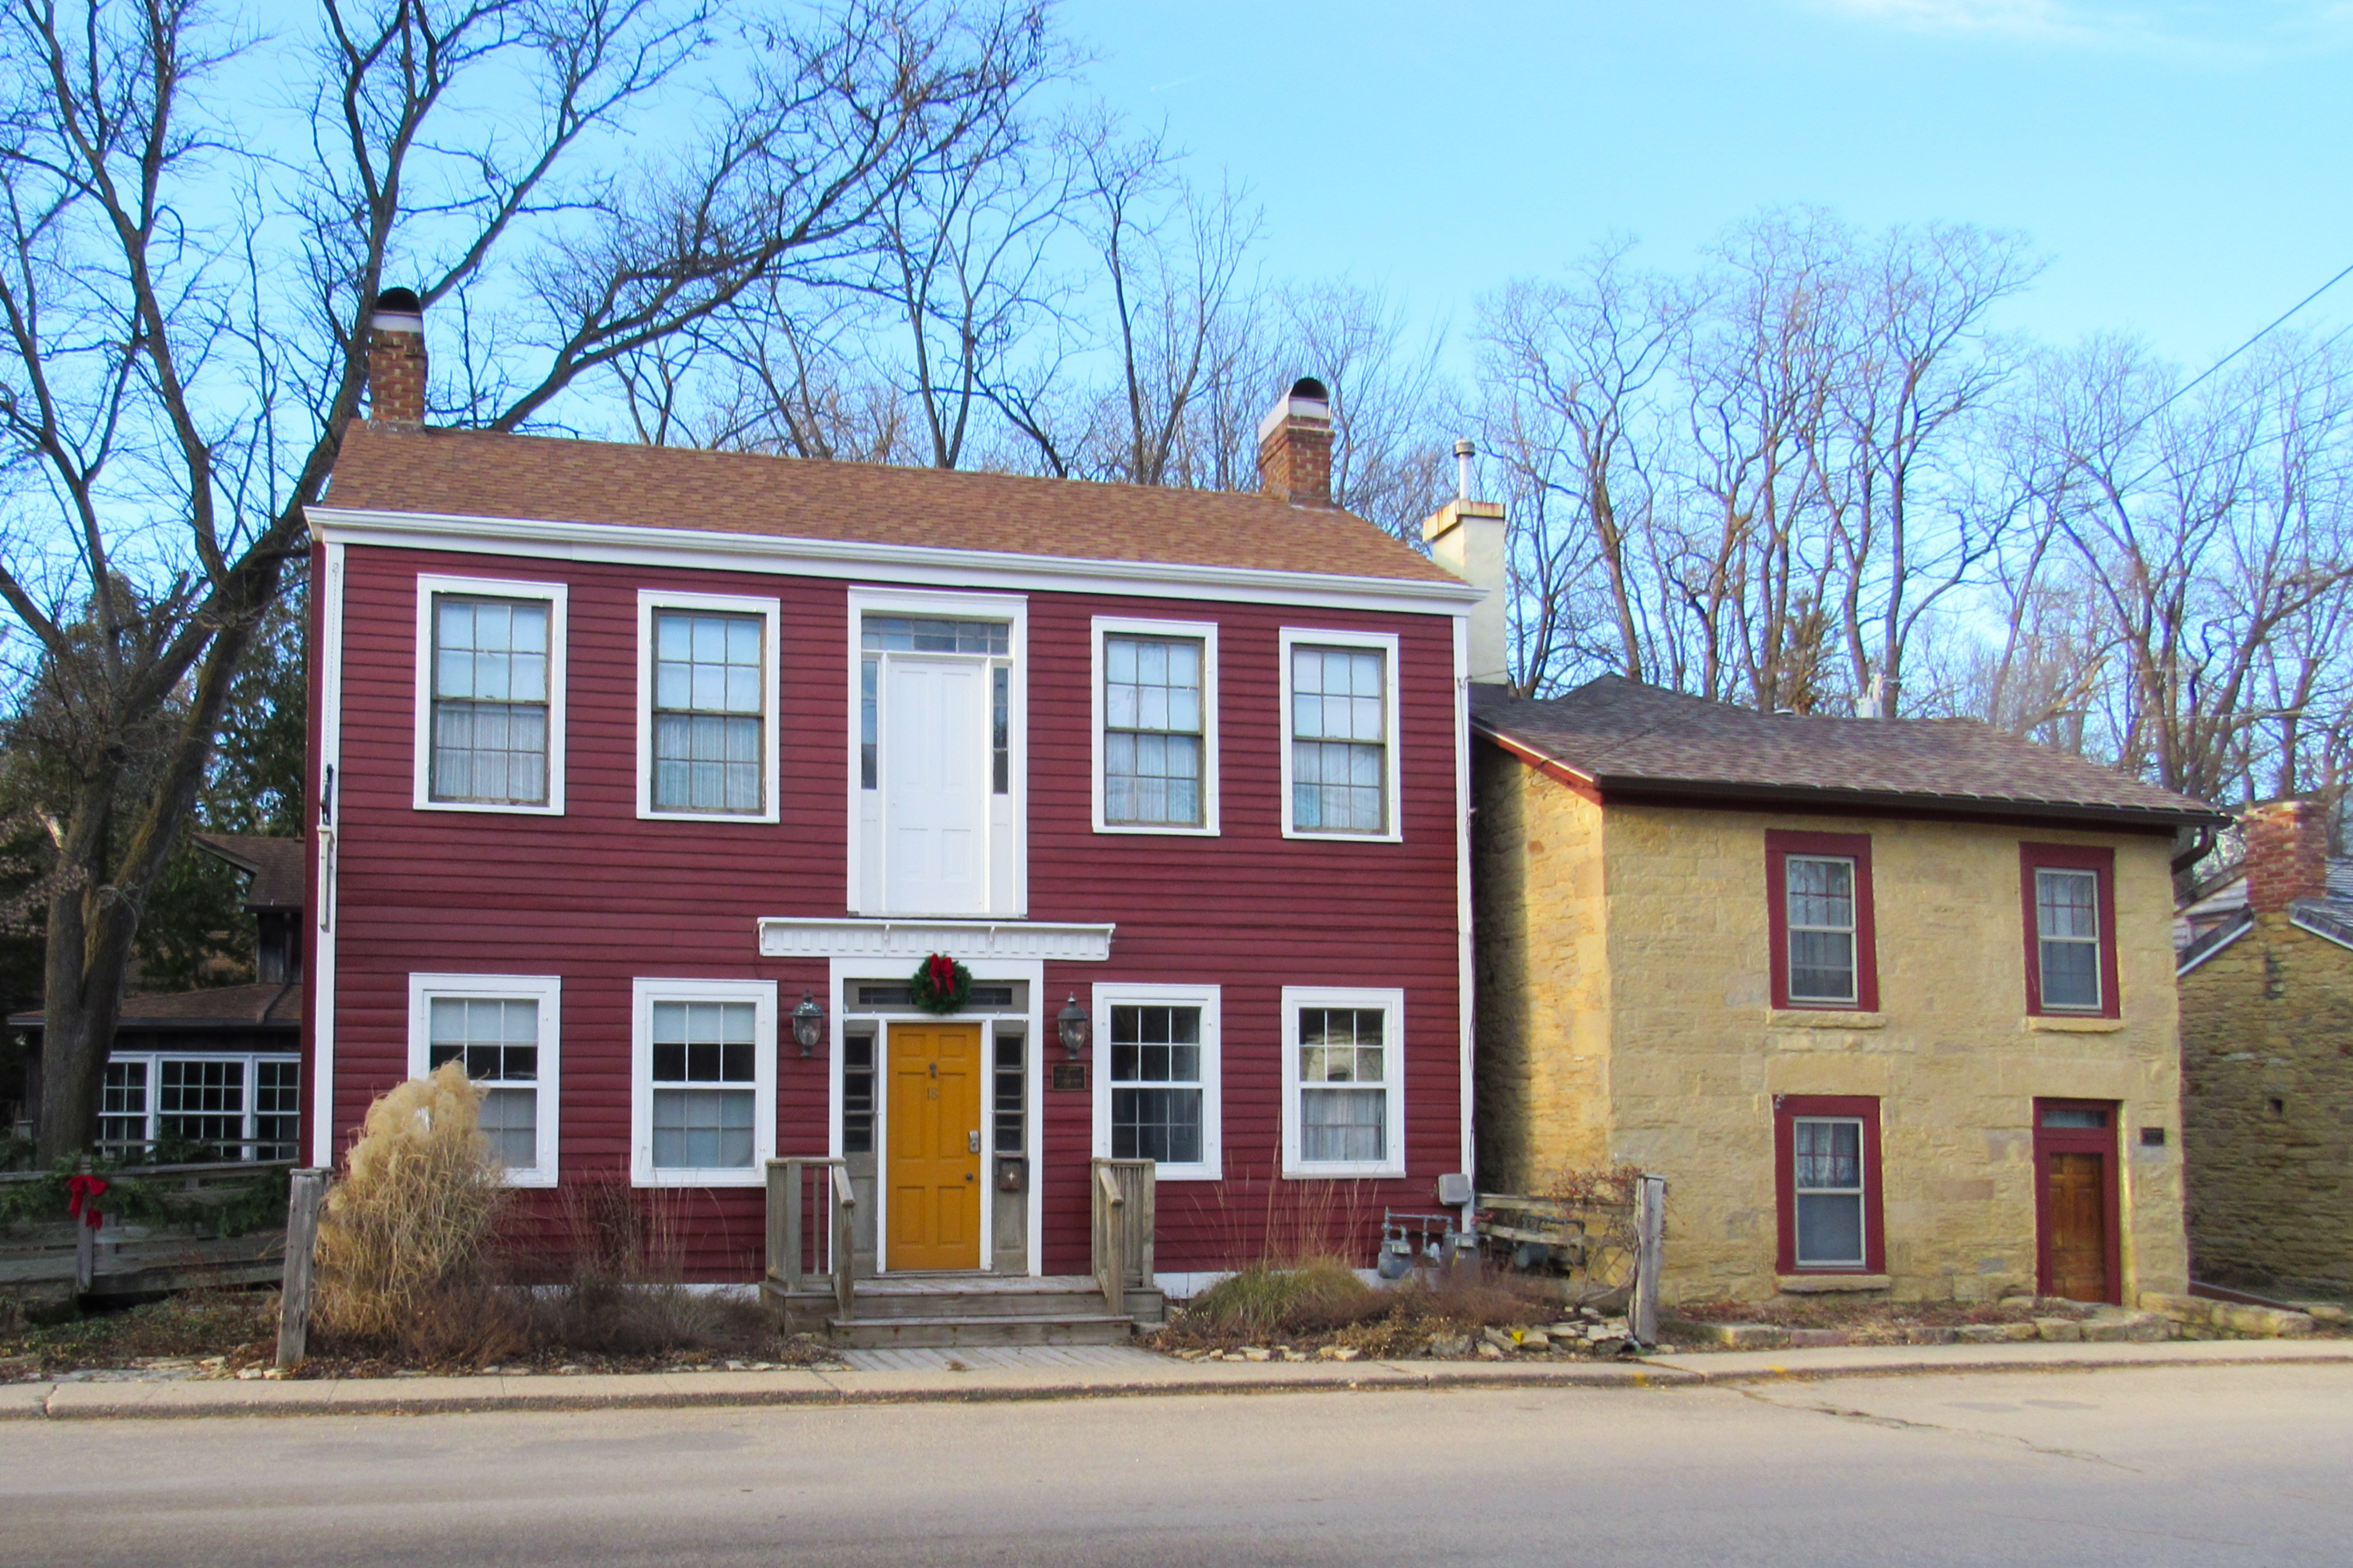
2244, 798, 2331, 914
367, 325, 426, 424
2180, 914, 2353, 1292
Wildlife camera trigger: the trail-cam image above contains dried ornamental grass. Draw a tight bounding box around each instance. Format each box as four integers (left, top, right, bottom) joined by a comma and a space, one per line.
313, 1062, 512, 1348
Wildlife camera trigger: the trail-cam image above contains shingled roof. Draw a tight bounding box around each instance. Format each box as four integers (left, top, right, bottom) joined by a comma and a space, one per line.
192, 833, 306, 912
1474, 676, 2226, 828
319, 424, 1460, 586
9, 982, 302, 1033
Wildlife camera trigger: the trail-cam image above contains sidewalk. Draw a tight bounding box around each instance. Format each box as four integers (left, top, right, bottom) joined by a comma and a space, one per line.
1, 1336, 2347, 1421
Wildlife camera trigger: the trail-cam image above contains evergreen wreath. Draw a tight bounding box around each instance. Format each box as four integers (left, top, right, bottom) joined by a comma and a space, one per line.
909, 952, 973, 1015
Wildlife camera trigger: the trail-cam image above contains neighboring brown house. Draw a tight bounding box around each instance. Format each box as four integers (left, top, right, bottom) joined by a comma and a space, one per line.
9, 833, 304, 1160
2176, 800, 2353, 1294
1473, 676, 2224, 1307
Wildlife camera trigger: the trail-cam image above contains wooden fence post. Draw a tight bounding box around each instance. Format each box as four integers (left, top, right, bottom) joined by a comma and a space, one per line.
1631, 1173, 1665, 1348
276, 1168, 329, 1370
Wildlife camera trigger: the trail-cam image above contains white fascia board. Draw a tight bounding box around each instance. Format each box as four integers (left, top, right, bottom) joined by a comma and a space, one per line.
758, 916, 1114, 962
304, 505, 1481, 617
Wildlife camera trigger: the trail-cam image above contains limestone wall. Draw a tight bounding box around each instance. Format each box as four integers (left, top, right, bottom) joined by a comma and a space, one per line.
1471, 747, 1612, 1192
2180, 916, 2353, 1292
1470, 742, 2191, 1307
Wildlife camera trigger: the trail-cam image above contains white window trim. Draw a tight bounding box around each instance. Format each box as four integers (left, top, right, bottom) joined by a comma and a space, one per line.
631, 977, 777, 1188
636, 589, 783, 824
1785, 853, 1859, 1006
1091, 617, 1220, 837
2034, 867, 2104, 1012
1090, 982, 1222, 1181
1278, 626, 1403, 843
844, 586, 1030, 917
405, 972, 562, 1188
98, 1050, 304, 1159
412, 574, 569, 815
1280, 985, 1407, 1178
1791, 1114, 1869, 1270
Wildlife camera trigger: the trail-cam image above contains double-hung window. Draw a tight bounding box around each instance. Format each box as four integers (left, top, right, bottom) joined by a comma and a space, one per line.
1774, 1094, 1883, 1275
1092, 619, 1218, 834
2020, 844, 2119, 1018
414, 576, 567, 814
631, 979, 776, 1186
638, 591, 780, 822
1280, 629, 1400, 840
1281, 986, 1405, 1177
1766, 831, 1877, 1010
407, 974, 561, 1186
1091, 985, 1221, 1180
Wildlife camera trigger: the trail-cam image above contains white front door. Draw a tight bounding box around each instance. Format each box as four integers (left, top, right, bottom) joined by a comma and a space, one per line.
883, 657, 988, 914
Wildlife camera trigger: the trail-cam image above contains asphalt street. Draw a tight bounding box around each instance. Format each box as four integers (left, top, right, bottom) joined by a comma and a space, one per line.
3, 1362, 2347, 1566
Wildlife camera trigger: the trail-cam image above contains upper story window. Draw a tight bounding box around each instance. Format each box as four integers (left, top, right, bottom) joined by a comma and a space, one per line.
1279, 628, 1401, 842
2020, 844, 2119, 1018
413, 575, 568, 815
1766, 831, 1877, 1010
406, 973, 561, 1187
636, 591, 779, 823
1092, 618, 1218, 835
849, 592, 1027, 918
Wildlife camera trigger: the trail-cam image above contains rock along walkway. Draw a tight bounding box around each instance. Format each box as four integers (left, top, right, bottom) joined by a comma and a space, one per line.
1, 1336, 2348, 1421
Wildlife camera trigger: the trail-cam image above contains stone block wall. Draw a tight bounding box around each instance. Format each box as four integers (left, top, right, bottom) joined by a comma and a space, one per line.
1470, 738, 2191, 1308
2180, 916, 2353, 1292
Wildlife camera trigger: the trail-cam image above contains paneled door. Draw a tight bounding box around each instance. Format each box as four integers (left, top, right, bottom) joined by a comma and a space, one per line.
2034, 1100, 2121, 1305
883, 657, 988, 914
886, 1022, 983, 1271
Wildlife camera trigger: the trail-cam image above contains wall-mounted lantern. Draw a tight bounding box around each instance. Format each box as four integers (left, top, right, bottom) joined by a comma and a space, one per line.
1056, 993, 1091, 1061
792, 990, 826, 1057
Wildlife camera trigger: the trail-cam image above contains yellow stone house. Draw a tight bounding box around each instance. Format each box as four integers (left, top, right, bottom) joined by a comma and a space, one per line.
1471, 676, 2225, 1307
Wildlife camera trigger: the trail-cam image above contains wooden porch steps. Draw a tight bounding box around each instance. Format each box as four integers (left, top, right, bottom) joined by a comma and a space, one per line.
764, 1272, 1167, 1348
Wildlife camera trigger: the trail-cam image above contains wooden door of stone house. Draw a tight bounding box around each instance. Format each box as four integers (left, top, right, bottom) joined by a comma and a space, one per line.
2034, 1100, 2122, 1305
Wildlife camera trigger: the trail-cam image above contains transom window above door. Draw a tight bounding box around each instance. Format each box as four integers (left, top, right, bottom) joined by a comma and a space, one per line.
850, 592, 1027, 918
636, 591, 779, 823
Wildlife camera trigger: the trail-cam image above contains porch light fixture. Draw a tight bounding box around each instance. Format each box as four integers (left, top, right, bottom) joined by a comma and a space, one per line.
792, 990, 826, 1057
1056, 994, 1091, 1061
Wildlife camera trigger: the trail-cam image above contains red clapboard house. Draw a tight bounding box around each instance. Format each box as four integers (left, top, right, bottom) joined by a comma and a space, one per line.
302, 297, 1481, 1298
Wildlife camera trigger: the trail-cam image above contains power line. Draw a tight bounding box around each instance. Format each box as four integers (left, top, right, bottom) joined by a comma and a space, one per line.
2130, 257, 2353, 438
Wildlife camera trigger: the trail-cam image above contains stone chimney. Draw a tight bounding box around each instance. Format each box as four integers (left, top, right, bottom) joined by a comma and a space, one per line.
1257, 377, 1333, 507
2243, 798, 2330, 914
1423, 439, 1508, 684
366, 287, 426, 425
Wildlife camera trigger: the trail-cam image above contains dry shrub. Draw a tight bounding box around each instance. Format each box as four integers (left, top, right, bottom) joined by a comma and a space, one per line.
1179, 1258, 1384, 1341
534, 1177, 782, 1359
313, 1062, 523, 1364
1385, 1259, 1565, 1328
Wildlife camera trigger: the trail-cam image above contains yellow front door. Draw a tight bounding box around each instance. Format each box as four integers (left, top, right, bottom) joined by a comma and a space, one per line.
886, 1022, 983, 1270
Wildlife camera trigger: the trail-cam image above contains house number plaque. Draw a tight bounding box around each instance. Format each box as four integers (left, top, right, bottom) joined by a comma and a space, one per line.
1050, 1063, 1088, 1092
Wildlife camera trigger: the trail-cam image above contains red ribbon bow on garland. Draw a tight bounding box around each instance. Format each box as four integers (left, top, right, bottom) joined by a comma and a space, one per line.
65, 1173, 108, 1230
928, 953, 954, 998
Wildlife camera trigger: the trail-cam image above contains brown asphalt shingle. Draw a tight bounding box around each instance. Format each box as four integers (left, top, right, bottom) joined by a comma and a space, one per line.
8, 982, 303, 1032
320, 424, 1459, 585
192, 833, 306, 912
1474, 676, 2227, 826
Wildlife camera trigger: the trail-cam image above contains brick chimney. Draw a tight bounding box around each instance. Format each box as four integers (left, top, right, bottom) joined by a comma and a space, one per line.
1258, 377, 1332, 507
366, 287, 426, 425
2243, 798, 2330, 914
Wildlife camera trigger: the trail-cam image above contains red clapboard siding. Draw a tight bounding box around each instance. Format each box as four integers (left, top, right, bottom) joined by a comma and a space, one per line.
313, 545, 1464, 1281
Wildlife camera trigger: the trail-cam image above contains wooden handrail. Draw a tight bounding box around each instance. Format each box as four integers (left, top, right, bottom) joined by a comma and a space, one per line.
1092, 1162, 1125, 1318
829, 1164, 857, 1322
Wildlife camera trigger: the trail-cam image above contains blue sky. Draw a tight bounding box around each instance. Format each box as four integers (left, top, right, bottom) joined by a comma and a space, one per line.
1061, 0, 2353, 367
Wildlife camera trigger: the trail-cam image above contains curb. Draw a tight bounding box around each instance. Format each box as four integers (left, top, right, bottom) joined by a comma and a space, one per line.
4, 1341, 2347, 1421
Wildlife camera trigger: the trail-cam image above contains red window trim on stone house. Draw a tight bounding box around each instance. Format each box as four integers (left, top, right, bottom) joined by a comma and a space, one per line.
2018, 842, 2121, 1019
1764, 829, 1879, 1012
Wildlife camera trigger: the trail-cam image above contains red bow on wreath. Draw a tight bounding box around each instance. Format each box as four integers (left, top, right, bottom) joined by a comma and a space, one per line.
65, 1173, 108, 1230
928, 953, 954, 998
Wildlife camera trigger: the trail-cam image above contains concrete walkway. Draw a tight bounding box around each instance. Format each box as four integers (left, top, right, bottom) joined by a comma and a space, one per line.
1, 1335, 2347, 1419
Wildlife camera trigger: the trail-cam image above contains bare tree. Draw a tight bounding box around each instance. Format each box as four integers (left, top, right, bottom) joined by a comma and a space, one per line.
0, 0, 1050, 1160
